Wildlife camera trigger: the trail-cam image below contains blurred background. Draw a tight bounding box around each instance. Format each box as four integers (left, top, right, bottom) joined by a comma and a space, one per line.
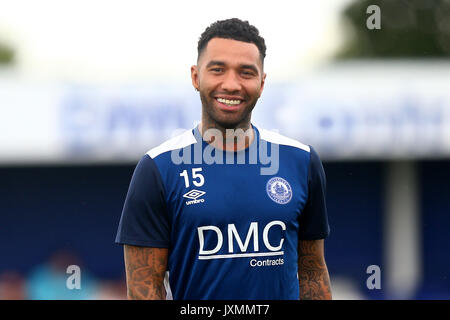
1, 0, 449, 300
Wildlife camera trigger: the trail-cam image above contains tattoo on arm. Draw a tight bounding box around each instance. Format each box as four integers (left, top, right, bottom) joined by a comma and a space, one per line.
124, 245, 168, 300
298, 240, 332, 300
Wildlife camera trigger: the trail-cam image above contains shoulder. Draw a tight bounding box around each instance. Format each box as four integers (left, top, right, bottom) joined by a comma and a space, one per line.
146, 129, 197, 159
258, 128, 310, 153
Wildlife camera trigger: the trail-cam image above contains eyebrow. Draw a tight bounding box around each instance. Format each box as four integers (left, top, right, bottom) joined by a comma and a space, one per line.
205, 60, 226, 68
205, 60, 260, 75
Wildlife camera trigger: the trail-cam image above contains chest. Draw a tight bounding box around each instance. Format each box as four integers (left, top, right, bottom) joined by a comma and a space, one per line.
165, 161, 309, 230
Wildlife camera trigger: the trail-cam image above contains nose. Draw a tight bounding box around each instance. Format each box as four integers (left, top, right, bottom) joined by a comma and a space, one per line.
220, 70, 242, 93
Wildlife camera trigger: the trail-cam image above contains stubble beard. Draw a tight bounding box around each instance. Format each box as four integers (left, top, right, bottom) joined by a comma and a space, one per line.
199, 90, 257, 132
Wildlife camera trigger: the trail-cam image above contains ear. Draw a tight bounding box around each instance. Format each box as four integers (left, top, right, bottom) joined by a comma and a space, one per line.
191, 65, 200, 91
258, 72, 267, 97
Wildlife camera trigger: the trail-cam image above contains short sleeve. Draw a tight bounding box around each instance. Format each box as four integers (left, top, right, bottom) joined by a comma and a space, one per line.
115, 155, 170, 248
298, 146, 330, 240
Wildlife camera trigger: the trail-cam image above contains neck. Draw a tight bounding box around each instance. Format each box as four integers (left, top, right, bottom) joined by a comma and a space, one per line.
199, 119, 254, 152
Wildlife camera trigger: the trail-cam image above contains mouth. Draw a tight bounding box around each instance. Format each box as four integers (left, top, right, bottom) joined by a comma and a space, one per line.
214, 97, 245, 109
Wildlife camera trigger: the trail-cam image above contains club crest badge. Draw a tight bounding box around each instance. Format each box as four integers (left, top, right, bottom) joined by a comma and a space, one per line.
266, 177, 292, 205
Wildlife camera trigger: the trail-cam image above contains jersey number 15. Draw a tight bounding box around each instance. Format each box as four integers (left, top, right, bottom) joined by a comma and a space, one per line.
180, 168, 205, 188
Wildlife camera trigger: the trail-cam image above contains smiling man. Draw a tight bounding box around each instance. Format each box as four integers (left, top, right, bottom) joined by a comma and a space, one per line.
115, 18, 332, 300
193, 36, 264, 146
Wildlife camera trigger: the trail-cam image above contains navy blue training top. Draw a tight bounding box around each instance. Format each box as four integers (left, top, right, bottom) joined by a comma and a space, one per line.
116, 125, 330, 300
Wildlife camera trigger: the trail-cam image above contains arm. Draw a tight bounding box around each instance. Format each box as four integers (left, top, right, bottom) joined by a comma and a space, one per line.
298, 239, 332, 300
124, 244, 168, 300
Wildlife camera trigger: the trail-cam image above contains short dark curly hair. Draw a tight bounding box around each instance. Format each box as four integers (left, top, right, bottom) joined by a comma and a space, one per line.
197, 18, 266, 65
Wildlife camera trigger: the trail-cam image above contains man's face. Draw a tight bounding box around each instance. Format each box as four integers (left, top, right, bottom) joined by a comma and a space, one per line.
191, 37, 266, 129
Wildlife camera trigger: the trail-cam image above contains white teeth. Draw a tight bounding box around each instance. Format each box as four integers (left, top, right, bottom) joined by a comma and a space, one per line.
217, 98, 242, 105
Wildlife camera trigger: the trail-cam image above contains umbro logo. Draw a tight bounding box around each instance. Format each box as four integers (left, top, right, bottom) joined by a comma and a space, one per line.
183, 189, 205, 199
183, 189, 206, 205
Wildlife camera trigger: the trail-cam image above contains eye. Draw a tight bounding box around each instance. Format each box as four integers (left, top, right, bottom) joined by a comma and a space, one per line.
241, 70, 255, 77
210, 68, 223, 73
